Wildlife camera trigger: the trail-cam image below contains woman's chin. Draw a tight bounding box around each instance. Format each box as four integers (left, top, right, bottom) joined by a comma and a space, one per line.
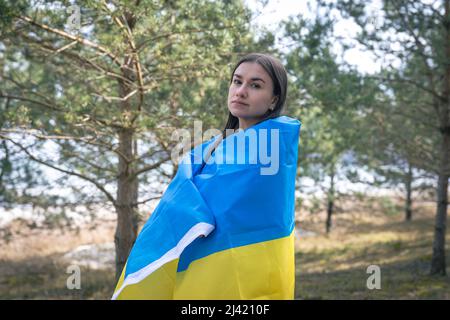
229, 109, 246, 118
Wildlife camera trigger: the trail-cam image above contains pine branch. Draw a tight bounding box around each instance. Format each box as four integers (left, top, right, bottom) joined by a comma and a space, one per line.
133, 155, 171, 178
19, 15, 122, 67
0, 134, 117, 206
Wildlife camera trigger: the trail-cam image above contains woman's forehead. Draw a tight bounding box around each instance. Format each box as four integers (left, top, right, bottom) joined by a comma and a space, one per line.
233, 62, 270, 81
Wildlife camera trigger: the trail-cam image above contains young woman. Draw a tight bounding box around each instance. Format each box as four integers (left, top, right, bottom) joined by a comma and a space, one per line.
112, 53, 301, 300
202, 53, 289, 167
225, 53, 287, 131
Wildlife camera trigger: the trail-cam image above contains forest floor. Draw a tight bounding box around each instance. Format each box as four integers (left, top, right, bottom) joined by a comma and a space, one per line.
294, 198, 450, 299
0, 197, 449, 299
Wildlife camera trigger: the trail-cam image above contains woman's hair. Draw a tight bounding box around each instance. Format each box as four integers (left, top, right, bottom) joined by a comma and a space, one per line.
222, 53, 288, 137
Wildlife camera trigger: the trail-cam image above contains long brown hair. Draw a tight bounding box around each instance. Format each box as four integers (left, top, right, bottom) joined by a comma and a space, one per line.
222, 53, 288, 138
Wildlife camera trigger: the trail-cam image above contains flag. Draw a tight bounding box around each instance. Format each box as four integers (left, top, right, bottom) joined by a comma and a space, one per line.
112, 115, 301, 300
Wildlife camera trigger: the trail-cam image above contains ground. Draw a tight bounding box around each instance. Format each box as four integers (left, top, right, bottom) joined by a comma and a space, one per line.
0, 197, 449, 299
294, 198, 450, 299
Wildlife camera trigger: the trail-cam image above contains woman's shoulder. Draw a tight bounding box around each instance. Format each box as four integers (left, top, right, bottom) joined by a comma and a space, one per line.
268, 115, 301, 129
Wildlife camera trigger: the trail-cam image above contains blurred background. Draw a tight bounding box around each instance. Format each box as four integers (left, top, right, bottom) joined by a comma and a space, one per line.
0, 0, 449, 299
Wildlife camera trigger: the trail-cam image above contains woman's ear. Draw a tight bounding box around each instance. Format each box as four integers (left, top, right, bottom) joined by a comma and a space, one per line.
270, 96, 279, 110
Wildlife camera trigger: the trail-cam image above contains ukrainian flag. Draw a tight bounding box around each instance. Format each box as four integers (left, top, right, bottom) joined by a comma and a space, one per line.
112, 116, 301, 300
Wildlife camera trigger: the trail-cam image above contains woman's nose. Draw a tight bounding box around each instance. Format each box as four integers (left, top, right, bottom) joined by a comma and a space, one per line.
235, 84, 248, 97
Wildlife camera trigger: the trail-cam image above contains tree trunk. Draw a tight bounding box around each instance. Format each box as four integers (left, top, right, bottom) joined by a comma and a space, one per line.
326, 196, 334, 234
405, 162, 413, 222
113, 11, 141, 281
114, 128, 139, 281
114, 91, 138, 281
430, 132, 449, 275
326, 170, 335, 234
430, 0, 450, 276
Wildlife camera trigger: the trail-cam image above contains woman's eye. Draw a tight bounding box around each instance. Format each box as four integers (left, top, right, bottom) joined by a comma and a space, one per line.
232, 79, 260, 88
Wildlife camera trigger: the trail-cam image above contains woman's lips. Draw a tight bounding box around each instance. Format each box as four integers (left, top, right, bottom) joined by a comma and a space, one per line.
231, 101, 249, 107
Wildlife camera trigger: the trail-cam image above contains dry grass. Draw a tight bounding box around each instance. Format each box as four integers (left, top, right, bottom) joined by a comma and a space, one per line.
0, 218, 116, 299
0, 218, 115, 260
0, 197, 449, 299
294, 199, 450, 299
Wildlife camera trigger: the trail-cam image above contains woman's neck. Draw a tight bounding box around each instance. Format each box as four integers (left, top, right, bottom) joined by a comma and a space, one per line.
238, 118, 258, 130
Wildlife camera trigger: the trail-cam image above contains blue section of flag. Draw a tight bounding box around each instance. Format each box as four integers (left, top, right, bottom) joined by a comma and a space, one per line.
177, 116, 300, 271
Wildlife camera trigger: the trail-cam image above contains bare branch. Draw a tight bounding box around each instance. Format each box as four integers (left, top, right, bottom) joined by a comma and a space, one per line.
1, 134, 117, 206
57, 147, 117, 175
0, 128, 133, 165
19, 15, 122, 67
101, 2, 145, 119
0, 92, 62, 112
93, 89, 138, 103
17, 33, 135, 87
132, 195, 162, 206
133, 155, 171, 177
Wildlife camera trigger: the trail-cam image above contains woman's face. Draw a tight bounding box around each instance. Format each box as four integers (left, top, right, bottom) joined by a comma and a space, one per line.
227, 62, 278, 130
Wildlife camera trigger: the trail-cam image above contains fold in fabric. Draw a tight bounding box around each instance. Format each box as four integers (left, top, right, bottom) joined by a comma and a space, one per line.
112, 115, 301, 300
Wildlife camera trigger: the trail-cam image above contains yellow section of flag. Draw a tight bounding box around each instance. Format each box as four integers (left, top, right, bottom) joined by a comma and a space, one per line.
114, 231, 294, 300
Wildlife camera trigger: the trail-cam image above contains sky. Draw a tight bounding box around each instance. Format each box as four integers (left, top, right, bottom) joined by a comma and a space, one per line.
244, 0, 382, 74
